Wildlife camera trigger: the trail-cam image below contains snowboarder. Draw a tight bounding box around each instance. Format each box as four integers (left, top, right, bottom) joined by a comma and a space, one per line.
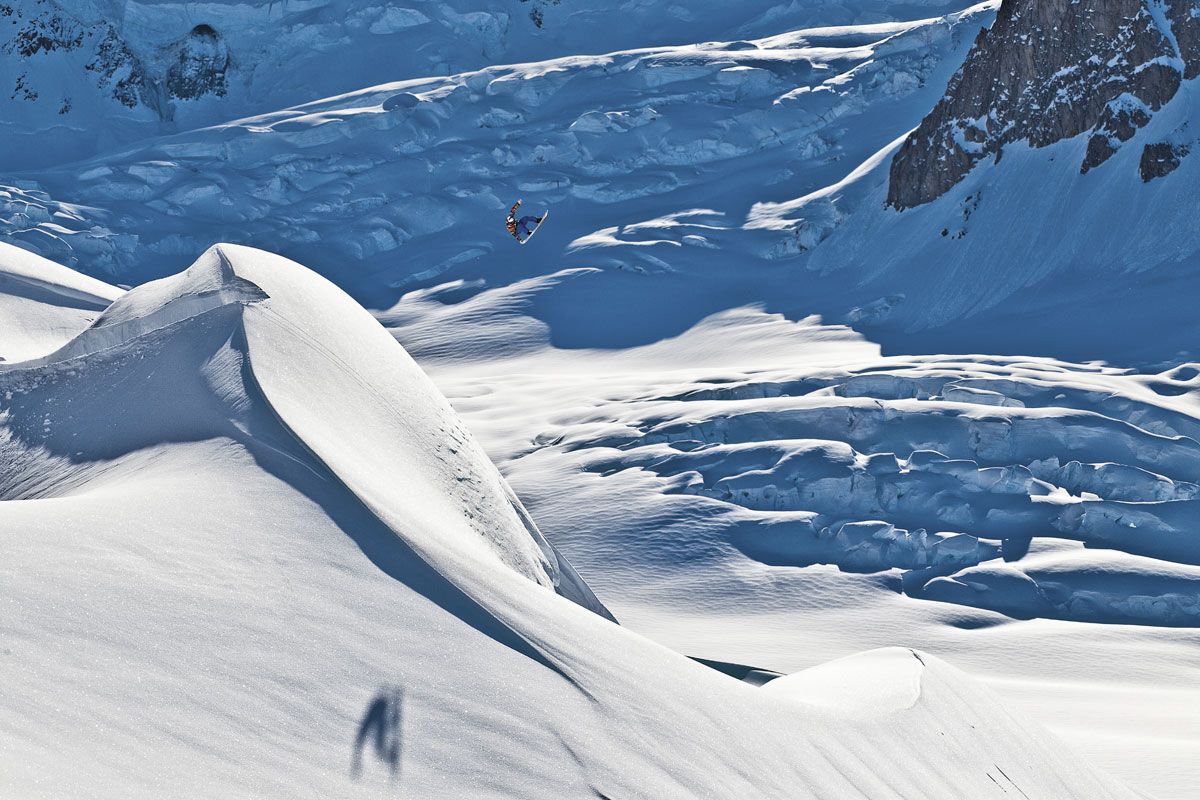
506, 199, 546, 243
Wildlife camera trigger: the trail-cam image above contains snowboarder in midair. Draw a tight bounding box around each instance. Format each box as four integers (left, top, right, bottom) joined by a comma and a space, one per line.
506, 199, 544, 243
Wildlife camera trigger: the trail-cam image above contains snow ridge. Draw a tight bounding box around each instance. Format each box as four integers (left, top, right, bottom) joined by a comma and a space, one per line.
0, 244, 1148, 798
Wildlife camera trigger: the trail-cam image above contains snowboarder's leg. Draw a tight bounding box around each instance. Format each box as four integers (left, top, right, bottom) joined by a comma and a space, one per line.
516, 215, 539, 237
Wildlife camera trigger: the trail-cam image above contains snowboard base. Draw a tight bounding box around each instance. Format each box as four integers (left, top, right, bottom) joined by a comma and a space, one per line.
519, 209, 549, 244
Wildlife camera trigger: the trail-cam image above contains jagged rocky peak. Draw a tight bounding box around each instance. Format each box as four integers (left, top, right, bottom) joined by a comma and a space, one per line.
888, 0, 1200, 209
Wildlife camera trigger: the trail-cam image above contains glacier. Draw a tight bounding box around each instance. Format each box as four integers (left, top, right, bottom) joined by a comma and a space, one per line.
2, 0, 1199, 797
0, 241, 1144, 798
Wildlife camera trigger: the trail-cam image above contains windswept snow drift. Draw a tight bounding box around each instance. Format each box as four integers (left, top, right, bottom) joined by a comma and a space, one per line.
0, 241, 123, 363
8, 242, 608, 617
0, 244, 1142, 799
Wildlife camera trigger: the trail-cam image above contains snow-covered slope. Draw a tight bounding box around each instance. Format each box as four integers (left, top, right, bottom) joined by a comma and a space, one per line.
0, 240, 122, 363
8, 241, 608, 615
0, 243, 1142, 798
418, 307, 1200, 799
3, 1, 1199, 796
2, 2, 995, 303
9, 0, 1197, 366
0, 0, 971, 168
752, 0, 1200, 363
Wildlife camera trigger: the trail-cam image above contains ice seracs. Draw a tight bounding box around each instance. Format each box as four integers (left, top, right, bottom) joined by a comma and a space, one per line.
0, 0, 986, 168
545, 351, 1200, 627
2, 2, 996, 298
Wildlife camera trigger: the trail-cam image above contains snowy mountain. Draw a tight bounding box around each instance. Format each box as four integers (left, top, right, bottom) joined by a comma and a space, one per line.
3, 0, 1200, 797
889, 0, 1200, 206
0, 0, 966, 168
1, 3, 997, 302
762, 0, 1200, 361
6, 0, 1199, 364
0, 242, 1143, 798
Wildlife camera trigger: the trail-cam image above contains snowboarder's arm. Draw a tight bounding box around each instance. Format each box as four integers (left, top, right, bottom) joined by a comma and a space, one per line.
510, 200, 522, 216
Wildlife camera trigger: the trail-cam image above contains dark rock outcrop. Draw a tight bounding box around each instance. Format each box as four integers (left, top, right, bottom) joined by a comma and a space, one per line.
1139, 141, 1191, 181
888, 0, 1200, 209
165, 24, 230, 101
85, 25, 156, 111
1, 4, 232, 121
2, 2, 83, 57
1172, 0, 1200, 79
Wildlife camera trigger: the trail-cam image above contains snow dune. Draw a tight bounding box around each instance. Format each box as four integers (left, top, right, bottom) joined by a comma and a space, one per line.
0, 244, 1143, 798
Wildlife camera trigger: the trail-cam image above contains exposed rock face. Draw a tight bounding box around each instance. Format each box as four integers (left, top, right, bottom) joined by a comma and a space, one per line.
85, 26, 157, 111
1140, 141, 1191, 181
1, 3, 232, 122
888, 0, 1200, 209
165, 24, 230, 101
1, 2, 83, 57
1174, 0, 1200, 79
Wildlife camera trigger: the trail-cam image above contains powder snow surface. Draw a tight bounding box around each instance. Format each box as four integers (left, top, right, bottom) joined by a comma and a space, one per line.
0, 244, 1144, 798
2, 1, 1199, 797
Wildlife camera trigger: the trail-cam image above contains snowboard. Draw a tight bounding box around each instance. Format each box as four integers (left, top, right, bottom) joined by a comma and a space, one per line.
519, 209, 549, 244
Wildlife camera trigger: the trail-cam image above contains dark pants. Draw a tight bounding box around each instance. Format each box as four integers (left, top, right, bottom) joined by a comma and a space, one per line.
516, 215, 540, 237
